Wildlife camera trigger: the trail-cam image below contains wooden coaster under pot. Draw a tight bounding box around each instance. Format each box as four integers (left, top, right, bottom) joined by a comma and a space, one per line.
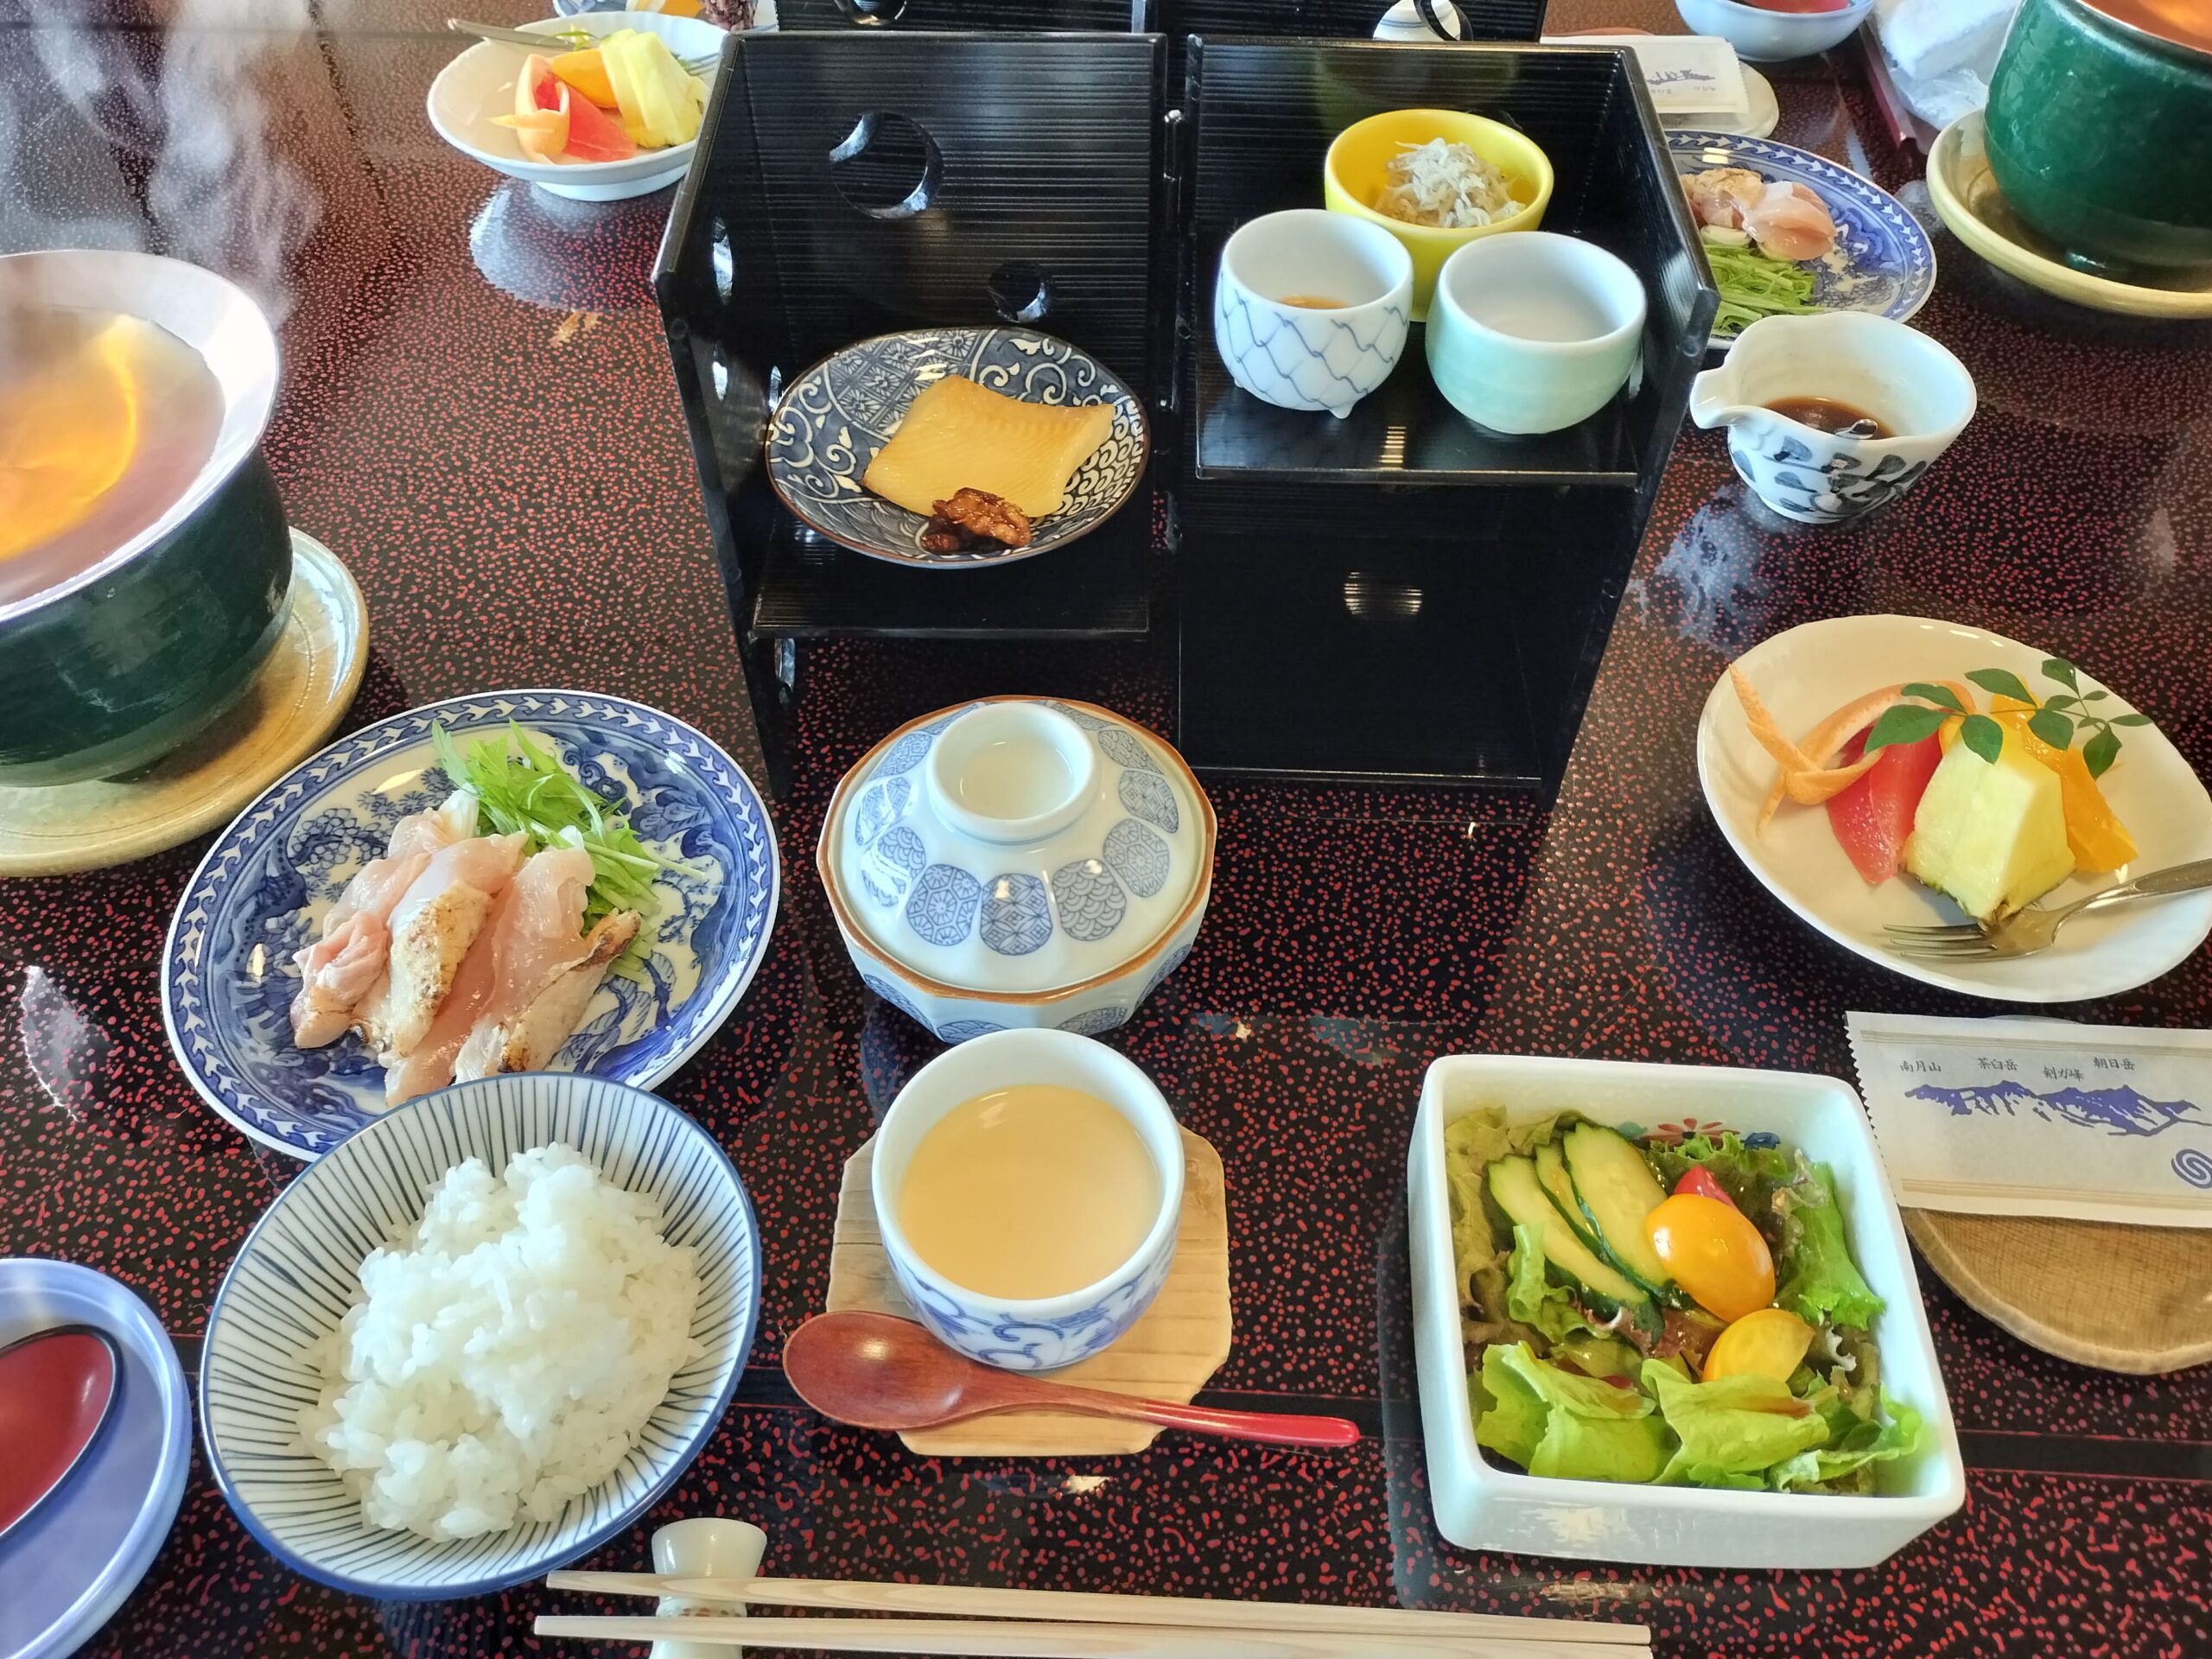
1904, 1210, 2212, 1376
825, 1128, 1231, 1456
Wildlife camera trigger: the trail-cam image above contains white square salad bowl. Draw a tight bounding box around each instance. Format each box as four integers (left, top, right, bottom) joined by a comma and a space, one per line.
1407, 1053, 1965, 1570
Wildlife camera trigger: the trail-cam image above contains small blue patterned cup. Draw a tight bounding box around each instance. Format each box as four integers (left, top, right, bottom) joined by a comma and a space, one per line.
871, 1028, 1185, 1372
1214, 209, 1413, 420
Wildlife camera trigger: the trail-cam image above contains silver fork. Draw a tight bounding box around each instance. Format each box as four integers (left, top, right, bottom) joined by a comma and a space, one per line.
1883, 857, 2212, 959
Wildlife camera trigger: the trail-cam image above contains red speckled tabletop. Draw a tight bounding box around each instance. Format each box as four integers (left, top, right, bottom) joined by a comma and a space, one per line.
3, 2, 2211, 1656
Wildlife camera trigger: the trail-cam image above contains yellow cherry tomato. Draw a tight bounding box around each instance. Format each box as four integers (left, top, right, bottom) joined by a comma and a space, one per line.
1643, 1193, 1777, 1324
1703, 1307, 1815, 1382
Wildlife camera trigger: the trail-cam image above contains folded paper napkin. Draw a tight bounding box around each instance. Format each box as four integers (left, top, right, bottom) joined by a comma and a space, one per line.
1848, 1011, 2212, 1229
1871, 0, 2019, 128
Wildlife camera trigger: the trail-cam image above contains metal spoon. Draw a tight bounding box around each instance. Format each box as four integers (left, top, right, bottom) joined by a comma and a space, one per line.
445, 18, 722, 76
784, 1312, 1360, 1449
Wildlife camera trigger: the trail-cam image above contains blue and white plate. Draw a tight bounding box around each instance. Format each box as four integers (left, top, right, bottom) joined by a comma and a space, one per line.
764, 327, 1148, 569
1669, 130, 1936, 346
162, 690, 779, 1159
199, 1072, 762, 1599
0, 1262, 190, 1659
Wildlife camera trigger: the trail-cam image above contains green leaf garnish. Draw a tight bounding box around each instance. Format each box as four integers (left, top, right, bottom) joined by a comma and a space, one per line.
2114, 713, 2153, 728
2043, 695, 2080, 714
2041, 658, 2079, 691
1960, 713, 2004, 764
429, 721, 694, 955
2082, 727, 2121, 778
2086, 689, 2110, 702
1865, 702, 1948, 751
1899, 682, 1967, 715
1703, 238, 1822, 338
1965, 668, 2034, 705
2026, 707, 2075, 751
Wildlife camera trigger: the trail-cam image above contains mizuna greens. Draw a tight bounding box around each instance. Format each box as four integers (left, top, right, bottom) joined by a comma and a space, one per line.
1444, 1107, 1923, 1494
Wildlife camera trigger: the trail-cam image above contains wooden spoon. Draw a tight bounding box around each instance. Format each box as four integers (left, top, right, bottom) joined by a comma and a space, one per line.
0, 1325, 118, 1538
784, 1313, 1358, 1448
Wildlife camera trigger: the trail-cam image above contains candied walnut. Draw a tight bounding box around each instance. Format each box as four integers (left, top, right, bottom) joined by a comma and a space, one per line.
918, 518, 976, 553
931, 487, 1033, 549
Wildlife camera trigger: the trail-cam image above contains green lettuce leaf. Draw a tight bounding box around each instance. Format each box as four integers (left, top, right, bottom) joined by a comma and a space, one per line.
1505, 1224, 1595, 1344
1442, 1106, 1581, 1350
1774, 1164, 1885, 1331
1767, 1395, 1926, 1493
1475, 1344, 1670, 1484
1643, 1130, 1793, 1214
1641, 1360, 1830, 1488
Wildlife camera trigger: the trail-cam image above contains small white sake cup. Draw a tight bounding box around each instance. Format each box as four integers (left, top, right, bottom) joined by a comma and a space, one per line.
1213, 209, 1414, 420
1425, 231, 1648, 435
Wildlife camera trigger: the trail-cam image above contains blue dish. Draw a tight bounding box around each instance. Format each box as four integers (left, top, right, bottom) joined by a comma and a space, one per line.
198, 1072, 762, 1599
162, 690, 779, 1159
0, 1262, 190, 1659
764, 327, 1148, 569
1668, 130, 1936, 343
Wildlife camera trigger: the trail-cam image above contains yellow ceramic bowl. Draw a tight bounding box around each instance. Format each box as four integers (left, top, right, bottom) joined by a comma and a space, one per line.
1323, 109, 1554, 321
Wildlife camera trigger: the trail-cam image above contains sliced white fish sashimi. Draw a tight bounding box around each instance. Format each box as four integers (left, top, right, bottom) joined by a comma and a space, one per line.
350, 830, 528, 1060
1741, 180, 1838, 262
383, 846, 641, 1106
288, 791, 480, 1047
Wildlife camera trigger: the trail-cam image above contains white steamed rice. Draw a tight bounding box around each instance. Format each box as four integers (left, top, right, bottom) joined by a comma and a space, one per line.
300, 1142, 702, 1541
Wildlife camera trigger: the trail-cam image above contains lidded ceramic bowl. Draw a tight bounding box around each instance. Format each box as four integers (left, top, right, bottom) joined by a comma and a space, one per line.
820, 698, 1214, 1041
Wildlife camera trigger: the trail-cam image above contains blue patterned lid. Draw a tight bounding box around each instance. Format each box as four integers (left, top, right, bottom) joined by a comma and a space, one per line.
823, 699, 1211, 996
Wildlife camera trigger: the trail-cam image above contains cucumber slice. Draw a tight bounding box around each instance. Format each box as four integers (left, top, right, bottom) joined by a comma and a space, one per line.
1534, 1140, 1607, 1256
1562, 1123, 1676, 1296
1486, 1154, 1653, 1319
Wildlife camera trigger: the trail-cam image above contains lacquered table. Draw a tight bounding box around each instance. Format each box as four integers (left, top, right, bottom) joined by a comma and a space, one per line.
3, 3, 2209, 1656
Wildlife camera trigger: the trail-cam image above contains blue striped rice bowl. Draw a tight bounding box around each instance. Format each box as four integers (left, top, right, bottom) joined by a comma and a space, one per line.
197, 1071, 760, 1598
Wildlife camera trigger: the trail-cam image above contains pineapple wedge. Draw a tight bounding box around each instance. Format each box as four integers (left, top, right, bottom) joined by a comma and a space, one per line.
1904, 732, 2075, 925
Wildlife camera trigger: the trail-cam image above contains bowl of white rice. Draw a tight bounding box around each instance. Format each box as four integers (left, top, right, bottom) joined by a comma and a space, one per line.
197, 1071, 760, 1599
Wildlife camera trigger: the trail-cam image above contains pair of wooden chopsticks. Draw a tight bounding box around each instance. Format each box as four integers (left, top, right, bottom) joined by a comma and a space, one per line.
536, 1573, 1651, 1656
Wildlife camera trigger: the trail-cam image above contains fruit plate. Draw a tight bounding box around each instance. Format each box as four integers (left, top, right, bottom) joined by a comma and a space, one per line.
1696, 614, 2212, 1002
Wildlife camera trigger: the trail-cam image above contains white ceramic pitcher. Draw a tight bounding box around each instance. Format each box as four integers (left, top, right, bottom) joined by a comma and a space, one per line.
1691, 312, 1976, 525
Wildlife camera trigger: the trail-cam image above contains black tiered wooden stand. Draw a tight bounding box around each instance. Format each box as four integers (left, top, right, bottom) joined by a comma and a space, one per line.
654, 17, 1714, 796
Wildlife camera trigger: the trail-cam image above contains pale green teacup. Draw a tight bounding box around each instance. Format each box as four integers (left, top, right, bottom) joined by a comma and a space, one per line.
1424, 232, 1647, 435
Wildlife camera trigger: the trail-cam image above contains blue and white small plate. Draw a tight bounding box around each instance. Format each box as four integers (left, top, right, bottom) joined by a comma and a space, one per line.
1669, 130, 1936, 346
0, 1262, 190, 1659
162, 690, 779, 1159
199, 1071, 762, 1599
764, 327, 1148, 569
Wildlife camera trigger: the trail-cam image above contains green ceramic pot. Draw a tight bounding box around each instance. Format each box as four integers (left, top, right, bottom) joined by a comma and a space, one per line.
1985, 0, 2212, 276
0, 251, 290, 787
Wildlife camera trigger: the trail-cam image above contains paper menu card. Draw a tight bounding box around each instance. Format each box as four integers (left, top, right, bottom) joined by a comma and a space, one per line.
1541, 34, 1751, 119
1848, 1012, 2212, 1229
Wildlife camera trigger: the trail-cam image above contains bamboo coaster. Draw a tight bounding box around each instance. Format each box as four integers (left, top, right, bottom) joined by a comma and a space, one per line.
1904, 1210, 2212, 1376
825, 1128, 1231, 1456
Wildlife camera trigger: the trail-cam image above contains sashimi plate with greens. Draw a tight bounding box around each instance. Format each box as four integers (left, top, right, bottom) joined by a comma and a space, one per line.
162, 690, 778, 1158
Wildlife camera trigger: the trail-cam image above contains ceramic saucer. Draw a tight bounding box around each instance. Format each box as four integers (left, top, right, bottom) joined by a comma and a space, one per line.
0, 1262, 190, 1659
1697, 613, 2212, 1002
1927, 111, 2212, 321
0, 531, 368, 878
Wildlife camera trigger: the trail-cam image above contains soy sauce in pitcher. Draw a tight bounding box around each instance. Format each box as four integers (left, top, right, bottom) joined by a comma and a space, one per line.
1765, 396, 1893, 439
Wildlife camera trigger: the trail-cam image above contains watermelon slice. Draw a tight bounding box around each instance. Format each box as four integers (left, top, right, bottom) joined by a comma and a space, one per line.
560, 86, 638, 163
1825, 726, 1944, 884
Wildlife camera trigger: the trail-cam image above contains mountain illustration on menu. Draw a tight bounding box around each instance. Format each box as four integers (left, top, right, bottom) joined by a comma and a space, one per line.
1906, 1079, 2206, 1138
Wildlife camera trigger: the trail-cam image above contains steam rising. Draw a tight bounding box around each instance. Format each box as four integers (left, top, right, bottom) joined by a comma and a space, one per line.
6, 0, 321, 323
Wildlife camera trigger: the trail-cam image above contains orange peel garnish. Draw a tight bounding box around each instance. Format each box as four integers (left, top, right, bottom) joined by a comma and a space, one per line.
1730, 670, 1974, 831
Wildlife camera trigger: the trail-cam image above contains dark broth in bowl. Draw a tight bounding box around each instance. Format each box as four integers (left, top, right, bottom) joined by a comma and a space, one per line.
1765, 395, 1893, 439
0, 307, 225, 607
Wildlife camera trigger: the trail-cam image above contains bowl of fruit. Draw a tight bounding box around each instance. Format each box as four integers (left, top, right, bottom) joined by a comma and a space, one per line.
1698, 612, 2212, 1001
427, 11, 725, 202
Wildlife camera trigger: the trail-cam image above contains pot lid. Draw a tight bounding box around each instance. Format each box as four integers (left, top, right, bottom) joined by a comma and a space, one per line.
823, 699, 1213, 998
